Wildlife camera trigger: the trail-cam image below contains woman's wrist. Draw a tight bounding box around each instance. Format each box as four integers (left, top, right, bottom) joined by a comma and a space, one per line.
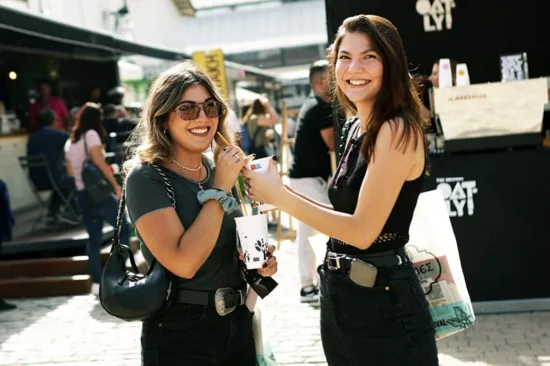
197, 189, 239, 213
277, 186, 294, 212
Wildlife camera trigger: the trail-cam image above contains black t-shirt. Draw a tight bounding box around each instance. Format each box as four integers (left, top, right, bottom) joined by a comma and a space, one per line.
289, 95, 334, 179
125, 159, 242, 291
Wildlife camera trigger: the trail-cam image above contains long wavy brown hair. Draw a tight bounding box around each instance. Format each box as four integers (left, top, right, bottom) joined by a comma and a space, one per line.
124, 61, 232, 174
328, 15, 427, 162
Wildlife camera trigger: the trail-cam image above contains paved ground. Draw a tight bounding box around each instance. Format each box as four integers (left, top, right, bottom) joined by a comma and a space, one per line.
1, 233, 549, 366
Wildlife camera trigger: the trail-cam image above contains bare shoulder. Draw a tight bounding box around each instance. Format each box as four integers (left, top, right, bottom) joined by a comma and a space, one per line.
377, 117, 424, 154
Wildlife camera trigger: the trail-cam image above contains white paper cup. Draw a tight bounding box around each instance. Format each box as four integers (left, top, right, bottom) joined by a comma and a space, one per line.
235, 214, 270, 270
438, 58, 454, 88
247, 157, 276, 212
455, 63, 470, 87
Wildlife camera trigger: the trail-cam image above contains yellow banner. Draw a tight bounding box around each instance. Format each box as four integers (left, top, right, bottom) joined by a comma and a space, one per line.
192, 49, 229, 99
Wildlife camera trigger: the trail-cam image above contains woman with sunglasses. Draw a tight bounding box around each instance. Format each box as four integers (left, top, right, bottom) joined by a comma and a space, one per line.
244, 15, 438, 365
123, 61, 278, 366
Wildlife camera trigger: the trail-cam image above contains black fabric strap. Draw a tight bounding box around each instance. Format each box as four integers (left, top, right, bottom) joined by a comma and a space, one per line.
111, 164, 176, 274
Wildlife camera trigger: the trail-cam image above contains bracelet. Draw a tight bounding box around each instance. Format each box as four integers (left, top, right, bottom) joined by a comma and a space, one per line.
197, 189, 239, 213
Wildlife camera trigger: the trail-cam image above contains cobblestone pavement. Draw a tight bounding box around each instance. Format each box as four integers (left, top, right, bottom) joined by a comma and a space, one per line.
1, 235, 549, 366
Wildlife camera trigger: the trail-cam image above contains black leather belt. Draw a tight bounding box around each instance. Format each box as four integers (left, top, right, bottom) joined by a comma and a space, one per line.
325, 247, 408, 272
176, 287, 246, 316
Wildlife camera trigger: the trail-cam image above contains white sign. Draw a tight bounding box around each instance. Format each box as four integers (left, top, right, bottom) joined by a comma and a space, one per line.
436, 177, 478, 217
416, 0, 456, 32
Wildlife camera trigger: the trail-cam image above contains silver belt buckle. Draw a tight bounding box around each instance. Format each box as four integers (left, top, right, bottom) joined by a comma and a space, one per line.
396, 255, 403, 266
326, 252, 346, 271
215, 287, 236, 316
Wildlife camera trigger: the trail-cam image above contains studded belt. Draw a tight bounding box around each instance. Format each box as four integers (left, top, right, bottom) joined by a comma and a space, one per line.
176, 288, 246, 316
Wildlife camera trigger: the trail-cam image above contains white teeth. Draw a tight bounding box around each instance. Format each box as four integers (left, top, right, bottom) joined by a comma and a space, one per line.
349, 80, 368, 85
190, 128, 208, 134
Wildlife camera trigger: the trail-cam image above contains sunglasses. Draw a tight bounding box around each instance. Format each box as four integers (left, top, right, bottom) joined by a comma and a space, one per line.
174, 100, 223, 120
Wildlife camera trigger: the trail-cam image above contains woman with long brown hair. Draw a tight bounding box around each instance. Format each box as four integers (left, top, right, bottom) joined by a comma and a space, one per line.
244, 15, 438, 365
64, 103, 130, 297
123, 62, 278, 365
241, 96, 279, 158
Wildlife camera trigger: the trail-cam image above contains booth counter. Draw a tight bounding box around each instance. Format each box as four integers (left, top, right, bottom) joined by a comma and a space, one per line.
426, 78, 550, 312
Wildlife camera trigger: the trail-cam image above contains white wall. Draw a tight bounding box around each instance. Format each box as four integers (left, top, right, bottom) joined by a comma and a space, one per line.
0, 0, 328, 54
179, 0, 328, 54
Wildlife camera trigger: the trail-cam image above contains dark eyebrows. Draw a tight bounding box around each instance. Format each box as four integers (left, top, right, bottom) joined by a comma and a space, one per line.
177, 97, 215, 106
338, 49, 377, 55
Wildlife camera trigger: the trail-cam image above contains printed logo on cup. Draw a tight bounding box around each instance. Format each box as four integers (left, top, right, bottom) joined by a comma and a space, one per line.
250, 163, 263, 170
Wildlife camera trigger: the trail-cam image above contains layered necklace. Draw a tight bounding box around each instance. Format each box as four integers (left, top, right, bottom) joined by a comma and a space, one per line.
171, 159, 207, 191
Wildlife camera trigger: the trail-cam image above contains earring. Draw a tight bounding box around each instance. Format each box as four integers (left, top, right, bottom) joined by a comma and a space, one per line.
163, 128, 167, 134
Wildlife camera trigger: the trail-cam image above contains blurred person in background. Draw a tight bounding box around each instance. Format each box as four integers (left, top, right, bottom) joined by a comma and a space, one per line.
107, 86, 130, 119
64, 103, 130, 297
88, 86, 102, 104
29, 79, 71, 131
241, 97, 279, 158
428, 59, 458, 89
27, 109, 78, 226
288, 60, 334, 303
102, 103, 135, 135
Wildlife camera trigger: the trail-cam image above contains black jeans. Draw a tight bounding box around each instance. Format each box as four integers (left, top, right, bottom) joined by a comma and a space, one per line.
141, 303, 256, 366
318, 261, 439, 366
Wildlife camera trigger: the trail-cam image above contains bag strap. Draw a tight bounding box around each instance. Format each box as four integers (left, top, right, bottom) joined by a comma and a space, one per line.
339, 117, 360, 158
111, 163, 176, 273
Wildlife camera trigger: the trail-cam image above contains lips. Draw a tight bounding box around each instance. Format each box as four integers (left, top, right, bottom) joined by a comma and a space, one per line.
188, 127, 211, 136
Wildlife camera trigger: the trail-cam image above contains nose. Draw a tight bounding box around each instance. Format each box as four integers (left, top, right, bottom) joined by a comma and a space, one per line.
348, 57, 364, 73
197, 106, 209, 120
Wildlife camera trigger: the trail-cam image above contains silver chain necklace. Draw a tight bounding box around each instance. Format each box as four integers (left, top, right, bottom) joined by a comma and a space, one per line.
171, 159, 207, 191
171, 159, 202, 172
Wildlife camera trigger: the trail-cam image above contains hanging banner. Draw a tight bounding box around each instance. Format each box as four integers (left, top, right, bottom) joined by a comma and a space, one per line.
192, 49, 229, 99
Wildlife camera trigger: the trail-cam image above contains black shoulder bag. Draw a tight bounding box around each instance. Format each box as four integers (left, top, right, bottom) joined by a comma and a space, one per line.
81, 132, 114, 204
99, 164, 174, 321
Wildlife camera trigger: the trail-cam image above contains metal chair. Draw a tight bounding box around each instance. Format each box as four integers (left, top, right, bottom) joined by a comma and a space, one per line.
18, 155, 80, 231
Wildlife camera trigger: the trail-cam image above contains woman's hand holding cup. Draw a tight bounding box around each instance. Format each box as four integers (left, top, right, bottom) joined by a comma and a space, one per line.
213, 145, 254, 193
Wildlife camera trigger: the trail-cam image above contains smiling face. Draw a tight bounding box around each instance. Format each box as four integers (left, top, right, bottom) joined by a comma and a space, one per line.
165, 84, 221, 154
335, 32, 384, 109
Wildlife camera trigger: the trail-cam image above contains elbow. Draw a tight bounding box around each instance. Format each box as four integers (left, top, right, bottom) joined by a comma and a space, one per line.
172, 263, 198, 279
352, 228, 380, 251
355, 238, 373, 251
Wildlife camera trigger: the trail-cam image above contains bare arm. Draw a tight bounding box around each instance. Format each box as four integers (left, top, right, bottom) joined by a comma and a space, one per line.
257, 99, 279, 127
89, 145, 119, 190
284, 184, 333, 210
134, 200, 224, 279
65, 160, 74, 177
320, 127, 335, 151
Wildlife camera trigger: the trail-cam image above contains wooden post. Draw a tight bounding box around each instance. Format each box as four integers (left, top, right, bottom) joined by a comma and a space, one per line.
276, 101, 296, 248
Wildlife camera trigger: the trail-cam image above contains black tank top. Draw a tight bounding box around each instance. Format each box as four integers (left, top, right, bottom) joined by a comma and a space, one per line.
328, 118, 425, 255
